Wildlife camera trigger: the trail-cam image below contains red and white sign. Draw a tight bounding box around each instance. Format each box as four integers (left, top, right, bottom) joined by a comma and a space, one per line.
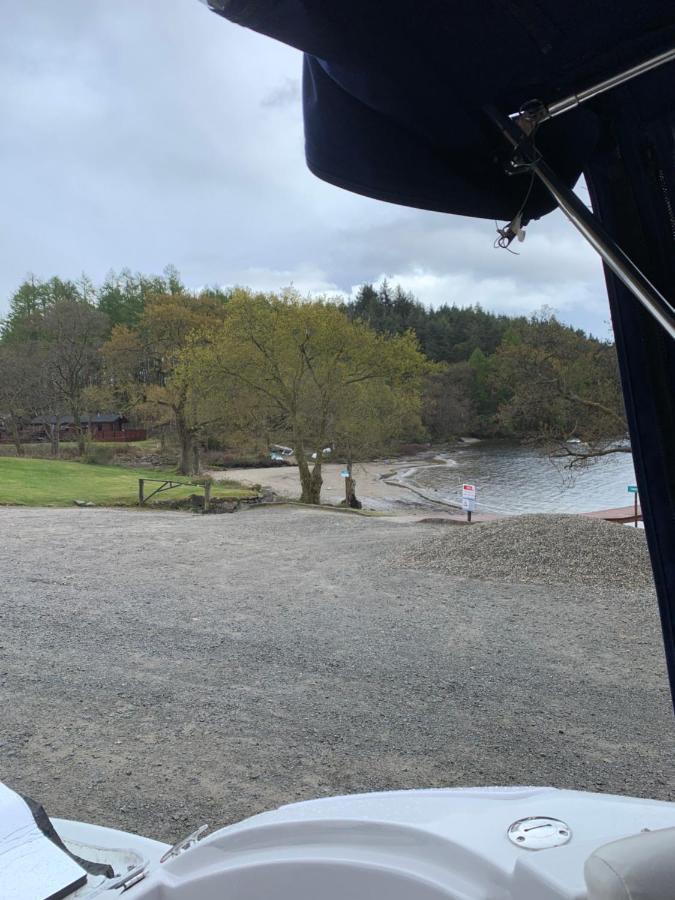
462, 483, 476, 499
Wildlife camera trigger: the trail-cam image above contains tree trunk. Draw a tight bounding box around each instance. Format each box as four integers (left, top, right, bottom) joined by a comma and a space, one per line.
177, 432, 195, 476
295, 445, 322, 504
296, 449, 313, 502
76, 428, 86, 456
10, 419, 24, 457
49, 421, 60, 458
309, 459, 323, 504
71, 407, 86, 456
344, 457, 361, 509
176, 415, 196, 476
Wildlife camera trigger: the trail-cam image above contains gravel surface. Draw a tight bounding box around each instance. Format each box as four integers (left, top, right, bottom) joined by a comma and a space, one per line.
1, 506, 673, 844
398, 514, 653, 587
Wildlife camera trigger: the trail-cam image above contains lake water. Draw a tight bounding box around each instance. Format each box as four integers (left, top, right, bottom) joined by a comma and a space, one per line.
401, 441, 637, 515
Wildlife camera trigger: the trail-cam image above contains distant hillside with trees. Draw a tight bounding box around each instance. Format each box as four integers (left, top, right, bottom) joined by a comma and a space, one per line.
343, 282, 626, 457
0, 269, 628, 498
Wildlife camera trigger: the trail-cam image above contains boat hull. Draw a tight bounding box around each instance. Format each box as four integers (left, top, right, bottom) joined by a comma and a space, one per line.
54, 785, 675, 899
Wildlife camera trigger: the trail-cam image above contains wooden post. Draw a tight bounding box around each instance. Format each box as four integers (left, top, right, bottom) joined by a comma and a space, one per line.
203, 480, 211, 512
345, 458, 354, 507
138, 478, 145, 506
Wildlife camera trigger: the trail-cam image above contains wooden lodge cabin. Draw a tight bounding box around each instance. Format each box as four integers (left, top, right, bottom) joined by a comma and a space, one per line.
0, 413, 147, 443
31, 414, 146, 442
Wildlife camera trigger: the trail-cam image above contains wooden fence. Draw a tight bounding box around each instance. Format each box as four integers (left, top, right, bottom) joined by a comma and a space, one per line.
91, 430, 147, 442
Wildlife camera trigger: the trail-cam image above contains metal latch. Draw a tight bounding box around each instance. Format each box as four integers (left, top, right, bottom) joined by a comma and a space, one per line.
160, 824, 209, 864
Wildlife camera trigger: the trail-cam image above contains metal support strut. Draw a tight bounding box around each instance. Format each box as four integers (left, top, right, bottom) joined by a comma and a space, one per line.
518, 45, 675, 123
486, 107, 675, 341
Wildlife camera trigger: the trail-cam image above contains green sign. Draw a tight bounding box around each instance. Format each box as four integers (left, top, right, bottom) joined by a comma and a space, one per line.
627, 485, 638, 494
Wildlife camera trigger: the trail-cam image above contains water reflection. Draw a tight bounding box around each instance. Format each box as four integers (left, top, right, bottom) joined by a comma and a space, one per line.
405, 442, 637, 514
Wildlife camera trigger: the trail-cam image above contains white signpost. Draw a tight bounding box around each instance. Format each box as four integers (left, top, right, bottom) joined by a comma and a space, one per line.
461, 484, 476, 521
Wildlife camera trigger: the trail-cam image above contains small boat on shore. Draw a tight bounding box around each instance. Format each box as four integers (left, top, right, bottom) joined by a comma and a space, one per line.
269, 444, 295, 463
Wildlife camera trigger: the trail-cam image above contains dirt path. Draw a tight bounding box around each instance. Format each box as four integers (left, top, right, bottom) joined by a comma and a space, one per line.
1, 506, 673, 843
208, 460, 453, 512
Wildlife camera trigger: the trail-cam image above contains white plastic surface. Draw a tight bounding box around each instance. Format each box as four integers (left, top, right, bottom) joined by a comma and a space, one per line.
53, 818, 169, 897
0, 785, 88, 900
57, 786, 675, 900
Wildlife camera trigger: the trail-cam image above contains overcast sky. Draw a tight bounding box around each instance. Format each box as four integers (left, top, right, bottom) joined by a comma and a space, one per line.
1, 1, 612, 337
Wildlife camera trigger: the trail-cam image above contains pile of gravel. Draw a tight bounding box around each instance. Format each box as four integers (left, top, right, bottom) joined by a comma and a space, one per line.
399, 514, 653, 588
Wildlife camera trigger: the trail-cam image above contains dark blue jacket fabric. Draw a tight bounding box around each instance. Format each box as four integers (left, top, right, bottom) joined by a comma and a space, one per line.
205, 1, 674, 221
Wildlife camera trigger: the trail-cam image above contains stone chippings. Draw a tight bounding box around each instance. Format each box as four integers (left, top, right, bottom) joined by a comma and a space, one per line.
1, 506, 672, 843
398, 514, 653, 588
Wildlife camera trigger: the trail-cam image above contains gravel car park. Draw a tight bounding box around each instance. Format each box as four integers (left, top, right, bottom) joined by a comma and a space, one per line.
1, 506, 673, 842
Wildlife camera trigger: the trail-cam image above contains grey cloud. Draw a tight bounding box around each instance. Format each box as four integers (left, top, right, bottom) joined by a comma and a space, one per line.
261, 77, 301, 108
0, 1, 609, 338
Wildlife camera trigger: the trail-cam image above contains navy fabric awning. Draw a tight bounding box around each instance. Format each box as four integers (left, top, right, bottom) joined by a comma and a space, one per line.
203, 0, 675, 713
586, 69, 675, 714
204, 1, 674, 222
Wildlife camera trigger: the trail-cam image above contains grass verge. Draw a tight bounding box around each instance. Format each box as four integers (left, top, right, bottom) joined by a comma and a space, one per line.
0, 457, 257, 508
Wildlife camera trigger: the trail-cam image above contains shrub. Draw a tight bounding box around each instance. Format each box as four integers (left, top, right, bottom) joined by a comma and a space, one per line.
83, 444, 115, 465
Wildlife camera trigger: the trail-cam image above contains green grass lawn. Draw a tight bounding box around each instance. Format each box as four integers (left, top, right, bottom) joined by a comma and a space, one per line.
0, 457, 257, 508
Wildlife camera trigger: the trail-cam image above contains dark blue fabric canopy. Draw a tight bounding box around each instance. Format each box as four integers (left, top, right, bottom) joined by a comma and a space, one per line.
206, 1, 674, 222
586, 70, 675, 716
204, 0, 675, 713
